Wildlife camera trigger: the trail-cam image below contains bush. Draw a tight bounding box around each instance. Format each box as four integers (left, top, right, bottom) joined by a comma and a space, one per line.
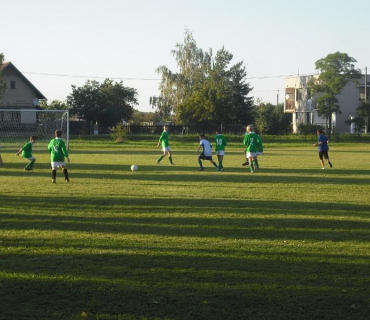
110, 123, 127, 143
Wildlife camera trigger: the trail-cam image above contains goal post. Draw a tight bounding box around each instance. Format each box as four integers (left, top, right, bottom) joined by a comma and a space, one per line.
0, 109, 69, 150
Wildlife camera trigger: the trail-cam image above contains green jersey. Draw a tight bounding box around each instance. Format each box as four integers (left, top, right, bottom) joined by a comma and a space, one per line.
21, 141, 33, 158
48, 138, 69, 162
214, 134, 227, 151
159, 131, 169, 147
256, 135, 263, 153
243, 132, 260, 153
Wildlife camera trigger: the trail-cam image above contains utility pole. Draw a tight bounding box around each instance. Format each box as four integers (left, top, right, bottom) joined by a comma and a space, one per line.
365, 67, 367, 103
277, 90, 279, 106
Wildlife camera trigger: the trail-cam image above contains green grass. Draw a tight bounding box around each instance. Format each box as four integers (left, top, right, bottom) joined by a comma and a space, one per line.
0, 140, 370, 320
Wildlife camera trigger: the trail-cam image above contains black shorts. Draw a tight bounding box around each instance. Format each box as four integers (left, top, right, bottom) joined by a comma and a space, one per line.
199, 153, 213, 161
319, 151, 329, 160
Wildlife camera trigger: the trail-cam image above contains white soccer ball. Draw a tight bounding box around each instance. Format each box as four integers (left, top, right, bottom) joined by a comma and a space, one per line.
131, 164, 138, 171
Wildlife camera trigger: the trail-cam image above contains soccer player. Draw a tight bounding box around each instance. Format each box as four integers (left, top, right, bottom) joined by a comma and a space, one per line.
156, 125, 174, 165
243, 125, 260, 173
214, 128, 227, 171
255, 134, 264, 169
48, 130, 70, 183
16, 136, 37, 171
197, 134, 218, 171
313, 128, 333, 169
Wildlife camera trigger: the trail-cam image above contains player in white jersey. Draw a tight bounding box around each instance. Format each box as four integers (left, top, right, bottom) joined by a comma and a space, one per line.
196, 134, 218, 171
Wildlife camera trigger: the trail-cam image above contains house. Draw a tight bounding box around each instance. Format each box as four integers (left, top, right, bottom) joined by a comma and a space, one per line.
1, 62, 46, 109
284, 74, 369, 134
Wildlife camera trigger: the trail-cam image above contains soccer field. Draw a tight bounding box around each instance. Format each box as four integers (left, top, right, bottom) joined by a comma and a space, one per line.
0, 141, 369, 320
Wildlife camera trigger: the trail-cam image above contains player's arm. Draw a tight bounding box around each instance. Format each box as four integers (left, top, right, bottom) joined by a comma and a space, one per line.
15, 147, 23, 156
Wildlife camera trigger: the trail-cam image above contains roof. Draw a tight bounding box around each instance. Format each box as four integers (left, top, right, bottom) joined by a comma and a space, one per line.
0, 62, 47, 100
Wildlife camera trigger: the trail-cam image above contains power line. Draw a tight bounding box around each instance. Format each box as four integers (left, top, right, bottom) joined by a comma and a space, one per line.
22, 71, 318, 81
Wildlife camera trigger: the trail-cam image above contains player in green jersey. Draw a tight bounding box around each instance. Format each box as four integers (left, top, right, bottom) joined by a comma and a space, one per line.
214, 128, 227, 171
48, 130, 70, 183
16, 136, 37, 171
243, 125, 260, 173
156, 125, 174, 165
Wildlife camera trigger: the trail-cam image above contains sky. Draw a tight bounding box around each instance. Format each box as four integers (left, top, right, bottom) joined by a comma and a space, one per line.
1, 0, 370, 112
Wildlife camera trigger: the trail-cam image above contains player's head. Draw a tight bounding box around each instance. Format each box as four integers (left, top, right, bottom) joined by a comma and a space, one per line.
246, 125, 253, 132
199, 133, 205, 140
216, 128, 221, 134
317, 129, 324, 135
163, 125, 168, 131
55, 130, 62, 138
30, 136, 37, 143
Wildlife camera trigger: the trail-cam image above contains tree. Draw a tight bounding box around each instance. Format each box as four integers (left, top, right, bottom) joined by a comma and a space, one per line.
0, 53, 5, 101
345, 116, 365, 136
254, 101, 274, 134
151, 30, 253, 125
357, 101, 370, 134
40, 99, 69, 110
308, 52, 361, 137
67, 79, 137, 127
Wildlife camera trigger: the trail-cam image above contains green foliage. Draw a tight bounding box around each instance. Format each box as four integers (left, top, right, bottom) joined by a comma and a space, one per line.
130, 109, 160, 125
110, 122, 127, 143
345, 116, 365, 136
151, 29, 253, 125
39, 99, 69, 110
308, 52, 362, 137
298, 123, 323, 139
356, 101, 370, 134
67, 79, 138, 127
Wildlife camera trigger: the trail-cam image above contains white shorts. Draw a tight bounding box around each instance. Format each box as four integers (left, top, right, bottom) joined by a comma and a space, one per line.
25, 156, 36, 161
162, 146, 171, 152
215, 150, 225, 156
51, 161, 66, 169
246, 152, 257, 158
256, 152, 263, 156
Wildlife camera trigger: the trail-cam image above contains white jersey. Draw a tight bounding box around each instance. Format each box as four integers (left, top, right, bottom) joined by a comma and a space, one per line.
200, 139, 213, 157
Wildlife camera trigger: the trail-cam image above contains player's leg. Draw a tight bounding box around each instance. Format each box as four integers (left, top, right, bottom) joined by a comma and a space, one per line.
51, 163, 57, 183
253, 156, 259, 170
168, 150, 174, 165
210, 157, 218, 169
157, 150, 168, 164
326, 152, 333, 168
242, 151, 249, 166
219, 155, 224, 170
0, 154, 3, 166
25, 157, 36, 171
61, 164, 69, 182
318, 152, 325, 169
198, 154, 204, 170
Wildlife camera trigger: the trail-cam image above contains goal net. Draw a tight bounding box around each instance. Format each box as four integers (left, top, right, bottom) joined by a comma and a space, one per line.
0, 109, 69, 149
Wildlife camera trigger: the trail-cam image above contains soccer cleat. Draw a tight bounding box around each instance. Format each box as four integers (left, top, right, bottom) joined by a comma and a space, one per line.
170, 163, 175, 165
65, 179, 70, 183
220, 168, 224, 171
24, 167, 30, 171
52, 179, 56, 183
217, 168, 221, 171
199, 167, 204, 171
242, 162, 249, 166
321, 167, 325, 170
156, 161, 161, 164
329, 162, 333, 168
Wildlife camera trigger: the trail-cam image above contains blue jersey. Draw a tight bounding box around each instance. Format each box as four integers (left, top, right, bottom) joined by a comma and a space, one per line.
318, 134, 329, 152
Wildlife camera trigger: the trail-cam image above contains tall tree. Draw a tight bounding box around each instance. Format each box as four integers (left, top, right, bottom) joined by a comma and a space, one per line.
67, 79, 137, 127
356, 101, 370, 134
308, 52, 361, 137
40, 99, 69, 110
0, 53, 5, 101
151, 30, 253, 125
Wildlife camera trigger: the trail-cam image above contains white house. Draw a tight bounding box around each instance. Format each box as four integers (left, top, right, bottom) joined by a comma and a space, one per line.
284, 74, 369, 134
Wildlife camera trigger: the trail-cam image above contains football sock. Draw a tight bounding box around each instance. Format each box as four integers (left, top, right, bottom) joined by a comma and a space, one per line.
212, 161, 218, 168
255, 159, 259, 168
63, 168, 69, 181
328, 161, 333, 168
198, 159, 203, 168
253, 160, 258, 169
52, 169, 57, 180
219, 160, 223, 169
157, 155, 164, 162
169, 156, 173, 164
249, 164, 254, 172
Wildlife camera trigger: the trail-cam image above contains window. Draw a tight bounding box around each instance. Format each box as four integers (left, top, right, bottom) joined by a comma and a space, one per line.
296, 88, 303, 101
10, 81, 16, 89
